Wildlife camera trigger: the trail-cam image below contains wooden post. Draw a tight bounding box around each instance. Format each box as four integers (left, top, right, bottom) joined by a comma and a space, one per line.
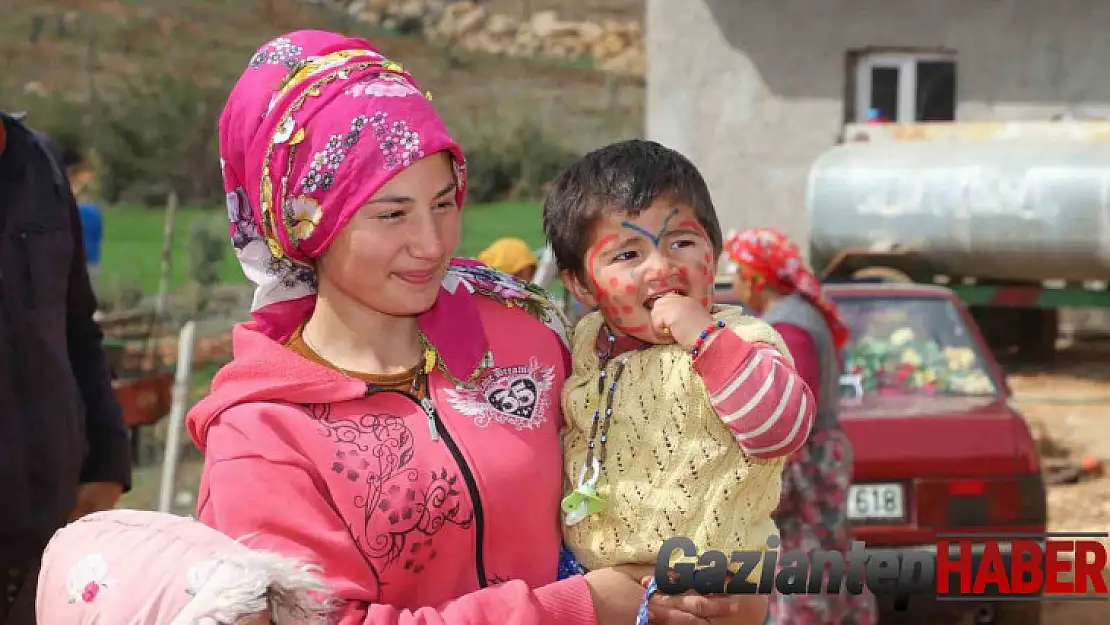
155, 190, 178, 319
158, 320, 196, 513
142, 191, 178, 370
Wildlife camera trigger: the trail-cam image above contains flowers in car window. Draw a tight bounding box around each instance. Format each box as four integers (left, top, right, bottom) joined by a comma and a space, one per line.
944, 346, 975, 371
889, 327, 915, 346
844, 328, 994, 397
900, 348, 922, 367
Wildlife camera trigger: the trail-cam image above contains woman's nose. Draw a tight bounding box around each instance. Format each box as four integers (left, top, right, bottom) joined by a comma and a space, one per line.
407, 211, 446, 260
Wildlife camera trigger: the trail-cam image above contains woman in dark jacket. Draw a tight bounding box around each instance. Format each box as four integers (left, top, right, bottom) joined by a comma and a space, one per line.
724, 228, 876, 625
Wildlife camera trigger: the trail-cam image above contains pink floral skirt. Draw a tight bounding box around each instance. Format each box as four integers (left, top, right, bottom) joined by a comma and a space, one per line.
765, 427, 878, 625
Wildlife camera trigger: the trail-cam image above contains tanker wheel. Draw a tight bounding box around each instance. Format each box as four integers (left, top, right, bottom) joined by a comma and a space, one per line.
1016, 308, 1058, 362
851, 267, 914, 284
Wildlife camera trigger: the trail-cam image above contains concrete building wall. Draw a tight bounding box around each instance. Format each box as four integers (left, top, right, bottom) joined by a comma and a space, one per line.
646, 0, 1110, 257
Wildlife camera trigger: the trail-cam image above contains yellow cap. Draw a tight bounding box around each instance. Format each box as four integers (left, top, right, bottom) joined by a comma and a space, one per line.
477, 238, 538, 275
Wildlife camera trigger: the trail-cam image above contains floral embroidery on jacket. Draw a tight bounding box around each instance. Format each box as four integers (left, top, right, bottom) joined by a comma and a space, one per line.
66, 554, 115, 604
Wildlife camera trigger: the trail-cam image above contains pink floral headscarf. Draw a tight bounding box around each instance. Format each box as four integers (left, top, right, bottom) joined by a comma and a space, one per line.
220, 30, 487, 379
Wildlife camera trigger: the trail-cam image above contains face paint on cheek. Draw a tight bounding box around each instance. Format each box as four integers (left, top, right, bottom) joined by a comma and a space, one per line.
586, 235, 620, 279
702, 252, 714, 277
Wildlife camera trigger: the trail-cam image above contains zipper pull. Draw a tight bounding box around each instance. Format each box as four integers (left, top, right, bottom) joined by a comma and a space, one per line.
420, 396, 440, 441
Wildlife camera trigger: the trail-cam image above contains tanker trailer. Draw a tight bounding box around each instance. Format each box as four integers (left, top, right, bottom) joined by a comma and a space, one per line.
807, 136, 1110, 360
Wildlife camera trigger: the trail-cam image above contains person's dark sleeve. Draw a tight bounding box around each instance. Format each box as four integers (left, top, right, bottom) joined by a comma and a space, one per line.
40, 132, 133, 491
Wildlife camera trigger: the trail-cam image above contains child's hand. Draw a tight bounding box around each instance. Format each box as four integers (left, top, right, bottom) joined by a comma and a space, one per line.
649, 294, 715, 351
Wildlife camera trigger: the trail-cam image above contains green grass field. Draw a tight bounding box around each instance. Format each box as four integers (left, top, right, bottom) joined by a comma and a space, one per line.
99, 201, 548, 294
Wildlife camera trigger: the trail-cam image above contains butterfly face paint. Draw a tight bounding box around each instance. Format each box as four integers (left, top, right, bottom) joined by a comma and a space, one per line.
581, 201, 716, 344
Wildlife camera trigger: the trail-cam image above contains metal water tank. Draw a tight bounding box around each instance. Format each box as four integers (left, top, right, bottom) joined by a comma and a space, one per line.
807, 140, 1110, 283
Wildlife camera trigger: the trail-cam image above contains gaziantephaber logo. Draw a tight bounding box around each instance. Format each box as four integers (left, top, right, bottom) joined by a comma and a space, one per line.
655, 532, 1109, 609
936, 532, 1108, 601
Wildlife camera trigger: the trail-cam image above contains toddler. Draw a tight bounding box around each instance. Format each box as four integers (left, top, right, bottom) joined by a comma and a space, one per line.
36, 509, 333, 624
542, 140, 817, 600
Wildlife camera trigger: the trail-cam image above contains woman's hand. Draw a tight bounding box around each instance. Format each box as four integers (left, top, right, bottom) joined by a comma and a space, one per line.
584, 567, 654, 625
586, 565, 765, 625
646, 591, 768, 625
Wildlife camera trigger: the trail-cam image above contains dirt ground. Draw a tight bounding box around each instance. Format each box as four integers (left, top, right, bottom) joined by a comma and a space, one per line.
1005, 339, 1110, 624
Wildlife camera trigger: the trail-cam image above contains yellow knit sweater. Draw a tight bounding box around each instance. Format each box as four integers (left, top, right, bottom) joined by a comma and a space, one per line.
561, 306, 790, 579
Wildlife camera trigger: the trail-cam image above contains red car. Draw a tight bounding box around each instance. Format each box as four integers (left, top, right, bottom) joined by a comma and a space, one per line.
716, 281, 1046, 624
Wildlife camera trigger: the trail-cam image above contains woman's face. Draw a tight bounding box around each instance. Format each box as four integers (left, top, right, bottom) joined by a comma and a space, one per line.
731, 269, 768, 313
317, 151, 461, 316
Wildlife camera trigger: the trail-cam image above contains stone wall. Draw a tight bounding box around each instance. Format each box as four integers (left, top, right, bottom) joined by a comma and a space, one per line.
311, 0, 645, 76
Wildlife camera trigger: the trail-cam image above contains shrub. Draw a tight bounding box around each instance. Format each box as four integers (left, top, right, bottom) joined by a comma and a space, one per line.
187, 216, 230, 317
463, 121, 580, 204
16, 77, 577, 208
15, 74, 228, 207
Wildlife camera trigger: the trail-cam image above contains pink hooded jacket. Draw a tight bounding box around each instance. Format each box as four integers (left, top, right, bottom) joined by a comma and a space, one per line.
187, 265, 590, 625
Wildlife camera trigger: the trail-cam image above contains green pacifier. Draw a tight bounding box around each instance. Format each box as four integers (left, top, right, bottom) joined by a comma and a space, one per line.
562, 458, 604, 526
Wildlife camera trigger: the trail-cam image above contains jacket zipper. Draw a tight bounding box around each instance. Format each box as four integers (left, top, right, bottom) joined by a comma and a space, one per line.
364, 385, 489, 588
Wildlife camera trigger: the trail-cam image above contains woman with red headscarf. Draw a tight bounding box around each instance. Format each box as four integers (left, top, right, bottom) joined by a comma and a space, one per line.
185, 30, 743, 625
724, 229, 876, 625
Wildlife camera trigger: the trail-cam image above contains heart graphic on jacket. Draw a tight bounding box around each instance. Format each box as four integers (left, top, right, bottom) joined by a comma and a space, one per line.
486, 378, 538, 419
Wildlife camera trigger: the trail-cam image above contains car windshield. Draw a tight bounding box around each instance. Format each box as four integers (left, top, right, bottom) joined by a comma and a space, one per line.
834, 296, 1000, 399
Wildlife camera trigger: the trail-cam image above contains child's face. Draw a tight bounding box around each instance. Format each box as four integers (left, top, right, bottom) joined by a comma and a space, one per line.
564, 200, 716, 343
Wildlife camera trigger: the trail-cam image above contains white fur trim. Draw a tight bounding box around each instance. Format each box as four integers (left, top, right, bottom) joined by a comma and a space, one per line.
169, 548, 334, 625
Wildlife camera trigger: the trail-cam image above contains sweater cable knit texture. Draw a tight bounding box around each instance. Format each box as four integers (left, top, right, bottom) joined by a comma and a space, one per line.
561, 305, 788, 577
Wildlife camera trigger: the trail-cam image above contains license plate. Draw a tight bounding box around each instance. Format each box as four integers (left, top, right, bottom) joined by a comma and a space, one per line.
847, 483, 905, 521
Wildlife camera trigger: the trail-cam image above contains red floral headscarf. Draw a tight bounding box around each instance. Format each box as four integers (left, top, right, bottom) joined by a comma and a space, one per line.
724, 228, 849, 350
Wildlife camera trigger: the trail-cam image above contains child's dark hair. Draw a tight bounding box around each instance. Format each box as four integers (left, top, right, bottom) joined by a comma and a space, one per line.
542, 139, 722, 282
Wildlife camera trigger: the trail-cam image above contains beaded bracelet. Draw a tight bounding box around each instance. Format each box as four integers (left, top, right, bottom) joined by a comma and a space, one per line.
691, 320, 727, 357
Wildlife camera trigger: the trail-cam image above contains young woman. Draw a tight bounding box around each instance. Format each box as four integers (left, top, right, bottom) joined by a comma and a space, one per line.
187, 30, 743, 625
724, 229, 877, 625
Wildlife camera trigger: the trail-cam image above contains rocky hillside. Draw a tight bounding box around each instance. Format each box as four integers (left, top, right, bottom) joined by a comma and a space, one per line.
1, 0, 645, 204
309, 0, 646, 75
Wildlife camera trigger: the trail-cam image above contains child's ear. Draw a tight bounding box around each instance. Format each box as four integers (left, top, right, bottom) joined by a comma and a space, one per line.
562, 269, 597, 308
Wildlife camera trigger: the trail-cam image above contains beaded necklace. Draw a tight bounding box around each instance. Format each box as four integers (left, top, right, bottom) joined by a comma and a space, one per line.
418, 331, 493, 388
561, 324, 650, 526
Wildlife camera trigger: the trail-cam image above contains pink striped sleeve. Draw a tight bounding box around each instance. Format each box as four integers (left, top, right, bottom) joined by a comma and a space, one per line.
693, 330, 816, 459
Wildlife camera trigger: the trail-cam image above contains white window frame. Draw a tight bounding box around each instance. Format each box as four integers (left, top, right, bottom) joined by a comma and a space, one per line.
854, 52, 956, 123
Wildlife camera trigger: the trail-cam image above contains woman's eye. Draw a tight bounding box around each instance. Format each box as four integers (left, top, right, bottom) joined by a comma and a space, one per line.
377, 209, 406, 221
613, 250, 637, 262
434, 200, 456, 211
671, 238, 696, 249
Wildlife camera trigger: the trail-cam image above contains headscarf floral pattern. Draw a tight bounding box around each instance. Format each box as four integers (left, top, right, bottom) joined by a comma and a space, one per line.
217, 30, 492, 381
724, 228, 850, 350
